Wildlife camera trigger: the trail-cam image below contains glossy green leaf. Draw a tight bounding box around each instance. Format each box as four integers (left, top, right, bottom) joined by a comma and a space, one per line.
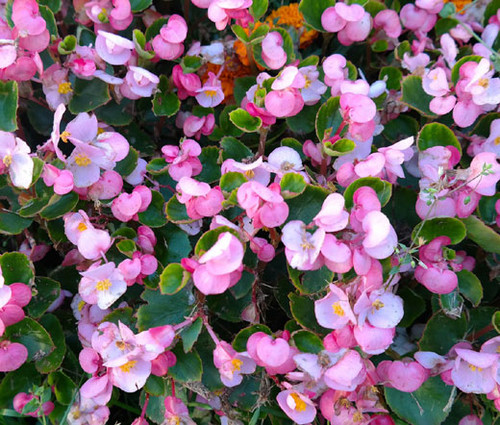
0, 79, 18, 132
28, 277, 61, 318
315, 96, 343, 142
417, 123, 462, 154
462, 215, 500, 254
286, 185, 329, 223
138, 190, 167, 228
48, 371, 76, 405
292, 330, 324, 353
0, 252, 34, 284
289, 293, 329, 334
36, 314, 66, 373
180, 317, 203, 353
299, 0, 335, 31
165, 195, 192, 224
4, 318, 55, 362
280, 173, 307, 198
229, 108, 262, 132
159, 263, 191, 295
169, 346, 202, 383
0, 211, 32, 235
39, 192, 79, 220
249, 0, 268, 19
344, 177, 392, 209
220, 136, 253, 161
401, 76, 436, 118
457, 270, 483, 307
412, 217, 467, 245
68, 78, 110, 113
419, 312, 467, 355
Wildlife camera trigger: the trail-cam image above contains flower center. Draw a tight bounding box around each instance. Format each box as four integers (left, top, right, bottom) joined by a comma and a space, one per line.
494, 137, 500, 146
72, 409, 81, 419
244, 169, 255, 179
78, 300, 85, 311
231, 358, 243, 371
353, 411, 364, 422
304, 76, 311, 89
332, 301, 345, 316
290, 393, 306, 412
116, 341, 127, 350
468, 365, 483, 372
96, 279, 112, 291
281, 161, 295, 171
3, 154, 12, 166
75, 153, 91, 167
60, 131, 71, 143
58, 82, 73, 94
119, 360, 137, 373
372, 300, 385, 310
478, 78, 489, 89
205, 89, 218, 98
77, 222, 87, 232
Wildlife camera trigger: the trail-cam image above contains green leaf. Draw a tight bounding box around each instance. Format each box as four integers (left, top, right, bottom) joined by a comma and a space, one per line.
371, 39, 388, 52
220, 172, 247, 192
478, 193, 500, 224
145, 18, 168, 41
68, 78, 111, 113
451, 55, 483, 85
412, 217, 467, 245
289, 293, 329, 334
165, 196, 192, 224
0, 252, 34, 284
39, 192, 79, 220
115, 147, 139, 177
220, 136, 253, 161
439, 290, 463, 319
116, 239, 137, 257
288, 265, 332, 294
96, 100, 134, 126
232, 24, 249, 42
136, 288, 193, 331
249, 0, 268, 20
493, 311, 500, 333
39, 5, 58, 37
344, 177, 392, 209
315, 96, 343, 142
299, 0, 335, 31
232, 324, 272, 352
181, 56, 203, 74
249, 24, 269, 43
419, 312, 467, 355
0, 81, 18, 132
280, 173, 307, 198
180, 317, 203, 352
57, 34, 76, 54
138, 190, 167, 228
462, 215, 500, 254
28, 277, 61, 318
380, 67, 403, 91
0, 211, 32, 235
0, 364, 40, 409
48, 372, 76, 405
39, 0, 61, 13
286, 185, 329, 223
129, 0, 151, 12
36, 314, 66, 374
229, 108, 262, 133
169, 346, 202, 383
4, 318, 55, 362
286, 103, 320, 134
157, 223, 192, 265
197, 146, 221, 183
457, 270, 483, 307
292, 330, 324, 353
153, 80, 180, 117
401, 76, 437, 118
397, 287, 426, 327
103, 307, 136, 330
323, 138, 355, 156
417, 123, 462, 154
159, 263, 191, 295
385, 376, 455, 425
133, 29, 155, 59
147, 158, 169, 175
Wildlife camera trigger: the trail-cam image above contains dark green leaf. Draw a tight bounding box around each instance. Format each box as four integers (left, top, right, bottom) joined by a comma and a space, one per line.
138, 190, 167, 228
401, 76, 436, 118
292, 330, 324, 353
68, 78, 110, 113
417, 123, 462, 154
229, 108, 262, 133
462, 215, 500, 254
4, 318, 55, 362
419, 312, 467, 355
299, 0, 335, 31
180, 317, 203, 353
457, 270, 483, 307
344, 177, 392, 209
36, 314, 66, 373
412, 217, 467, 245
169, 346, 202, 383
0, 252, 34, 284
28, 277, 61, 318
315, 96, 343, 142
39, 192, 79, 220
0, 211, 32, 235
159, 263, 191, 295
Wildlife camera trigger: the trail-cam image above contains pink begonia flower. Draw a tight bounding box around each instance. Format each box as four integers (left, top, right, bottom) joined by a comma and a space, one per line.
213, 341, 256, 387
111, 186, 152, 222
340, 92, 376, 124
299, 65, 327, 105
152, 14, 187, 60
362, 211, 398, 259
79, 262, 127, 309
354, 289, 404, 329
182, 114, 215, 140
13, 392, 54, 417
266, 146, 306, 179
261, 32, 287, 70
451, 348, 498, 393
11, 0, 50, 52
441, 33, 457, 67
176, 177, 224, 220
416, 0, 443, 13
315, 284, 356, 329
196, 72, 224, 107
67, 45, 103, 78
313, 193, 349, 232
324, 349, 366, 391
282, 220, 325, 270
125, 158, 148, 186
164, 396, 196, 425
463, 58, 500, 106
422, 67, 450, 97
41, 64, 73, 110
323, 53, 347, 92
400, 4, 436, 33
42, 164, 74, 195
193, 232, 244, 295
249, 237, 275, 262
67, 397, 110, 425
237, 181, 289, 229
246, 332, 297, 374
172, 65, 202, 100
265, 67, 305, 118
321, 234, 352, 273
0, 341, 28, 372
222, 156, 270, 186
162, 139, 202, 181
85, 0, 133, 30
459, 415, 483, 425
88, 170, 123, 200
108, 357, 152, 392
0, 132, 34, 189
466, 152, 500, 196
95, 31, 134, 65
120, 66, 160, 100
195, 0, 253, 30
137, 226, 157, 254
277, 390, 316, 424
303, 139, 330, 168
353, 323, 395, 355
151, 351, 176, 376
377, 359, 428, 392
373, 9, 402, 38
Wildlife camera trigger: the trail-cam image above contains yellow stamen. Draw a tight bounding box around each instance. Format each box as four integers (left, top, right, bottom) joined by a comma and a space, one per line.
231, 358, 243, 371
97, 127, 105, 135
77, 300, 85, 311
77, 222, 87, 232
304, 76, 311, 89
205, 89, 218, 97
58, 82, 73, 94
60, 130, 71, 143
496, 346, 500, 353
244, 169, 255, 179
494, 137, 500, 146
468, 365, 483, 372
96, 279, 112, 291
116, 341, 126, 350
300, 241, 315, 250
290, 393, 306, 412
75, 153, 91, 167
478, 78, 489, 88
281, 161, 294, 171
72, 409, 81, 419
119, 360, 137, 373
372, 300, 385, 310
353, 412, 364, 422
3, 155, 12, 166
332, 301, 345, 317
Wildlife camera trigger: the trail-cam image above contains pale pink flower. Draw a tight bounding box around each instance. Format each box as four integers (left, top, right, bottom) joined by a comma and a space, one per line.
277, 390, 317, 425
282, 220, 325, 270
451, 348, 498, 393
377, 359, 429, 392
162, 139, 202, 181
152, 14, 187, 60
0, 132, 33, 189
79, 262, 127, 309
195, 72, 224, 107
213, 341, 256, 387
313, 193, 349, 232
41, 64, 73, 110
120, 66, 160, 100
261, 32, 287, 70
95, 30, 134, 65
176, 177, 224, 220
315, 284, 356, 329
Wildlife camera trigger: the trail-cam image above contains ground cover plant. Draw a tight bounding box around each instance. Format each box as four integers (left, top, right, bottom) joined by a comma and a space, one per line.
0, 0, 499, 424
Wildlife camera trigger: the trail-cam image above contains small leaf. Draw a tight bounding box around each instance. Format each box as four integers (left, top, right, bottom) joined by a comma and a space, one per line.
289, 293, 329, 334
220, 172, 247, 192
315, 96, 343, 142
220, 136, 253, 161
28, 277, 61, 318
229, 108, 262, 133
138, 190, 167, 228
299, 0, 335, 31
417, 123, 462, 154
68, 78, 111, 113
419, 312, 467, 355
169, 346, 202, 383
36, 314, 66, 373
0, 211, 32, 235
180, 317, 203, 353
165, 195, 192, 224
0, 252, 34, 285
401, 75, 437, 118
249, 0, 268, 20
48, 371, 77, 405
457, 270, 483, 307
323, 138, 355, 156
159, 263, 191, 295
280, 173, 307, 198
292, 330, 324, 353
412, 217, 467, 245
115, 147, 139, 177
462, 215, 500, 254
39, 192, 79, 220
